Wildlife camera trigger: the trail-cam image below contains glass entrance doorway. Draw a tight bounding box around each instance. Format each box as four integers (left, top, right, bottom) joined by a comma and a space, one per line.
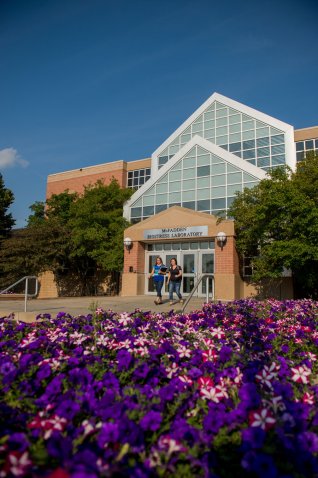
145, 241, 214, 297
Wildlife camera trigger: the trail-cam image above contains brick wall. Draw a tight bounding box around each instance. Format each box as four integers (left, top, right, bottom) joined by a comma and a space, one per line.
215, 236, 239, 275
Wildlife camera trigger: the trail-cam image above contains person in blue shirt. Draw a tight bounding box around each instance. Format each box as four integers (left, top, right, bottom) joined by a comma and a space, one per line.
149, 256, 166, 304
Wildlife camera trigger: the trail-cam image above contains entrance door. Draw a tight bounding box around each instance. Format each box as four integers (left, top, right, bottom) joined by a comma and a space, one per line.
182, 252, 198, 296
199, 252, 214, 296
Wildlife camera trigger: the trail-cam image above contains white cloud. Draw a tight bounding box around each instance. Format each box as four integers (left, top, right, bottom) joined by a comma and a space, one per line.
0, 148, 29, 169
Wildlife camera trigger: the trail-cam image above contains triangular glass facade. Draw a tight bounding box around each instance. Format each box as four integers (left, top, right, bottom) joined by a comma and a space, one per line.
130, 145, 260, 223
157, 101, 285, 172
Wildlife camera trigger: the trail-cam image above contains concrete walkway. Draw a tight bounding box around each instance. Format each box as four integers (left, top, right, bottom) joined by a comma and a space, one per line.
0, 295, 207, 322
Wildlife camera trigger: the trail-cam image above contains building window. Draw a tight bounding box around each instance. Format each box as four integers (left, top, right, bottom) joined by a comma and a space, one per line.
127, 168, 151, 188
295, 138, 318, 162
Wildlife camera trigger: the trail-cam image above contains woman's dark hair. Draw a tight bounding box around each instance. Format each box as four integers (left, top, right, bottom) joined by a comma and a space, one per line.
170, 257, 178, 265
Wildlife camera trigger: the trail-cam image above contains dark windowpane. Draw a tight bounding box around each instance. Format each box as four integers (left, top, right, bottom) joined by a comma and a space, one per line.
182, 201, 196, 210
155, 204, 167, 213
246, 158, 256, 165
229, 142, 241, 152
146, 168, 151, 175
131, 207, 142, 217
305, 140, 314, 150
256, 137, 270, 147
243, 140, 255, 150
133, 178, 139, 186
128, 171, 133, 178
315, 139, 318, 148
227, 197, 235, 207
128, 179, 133, 187
233, 150, 242, 158
131, 218, 141, 224
219, 144, 228, 151
296, 141, 304, 152
271, 134, 284, 145
197, 200, 210, 211
212, 198, 226, 209
257, 147, 270, 157
139, 169, 145, 176
296, 151, 305, 161
143, 206, 154, 216
159, 156, 168, 166
197, 165, 210, 177
139, 177, 145, 185
243, 149, 255, 159
169, 203, 181, 207
145, 176, 150, 182
271, 144, 285, 155
133, 170, 139, 177
257, 157, 270, 168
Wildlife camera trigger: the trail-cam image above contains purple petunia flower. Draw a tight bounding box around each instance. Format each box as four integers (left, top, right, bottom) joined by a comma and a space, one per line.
140, 411, 162, 431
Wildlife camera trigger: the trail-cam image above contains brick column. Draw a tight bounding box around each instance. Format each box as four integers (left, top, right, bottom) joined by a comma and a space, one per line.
122, 241, 146, 296
214, 235, 240, 300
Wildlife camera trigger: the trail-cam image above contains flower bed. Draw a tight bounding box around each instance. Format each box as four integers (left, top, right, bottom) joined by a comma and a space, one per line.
1, 299, 318, 477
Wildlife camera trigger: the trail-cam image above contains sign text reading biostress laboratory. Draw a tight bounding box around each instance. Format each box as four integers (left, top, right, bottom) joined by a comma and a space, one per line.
143, 226, 208, 240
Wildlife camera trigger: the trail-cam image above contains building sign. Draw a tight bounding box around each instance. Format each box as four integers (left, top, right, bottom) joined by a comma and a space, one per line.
143, 226, 209, 240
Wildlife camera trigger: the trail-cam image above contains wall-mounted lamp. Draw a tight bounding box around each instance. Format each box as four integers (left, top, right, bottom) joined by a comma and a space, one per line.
123, 237, 132, 253
216, 232, 227, 250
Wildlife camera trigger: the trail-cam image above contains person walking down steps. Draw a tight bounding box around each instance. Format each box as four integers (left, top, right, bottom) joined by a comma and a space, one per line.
149, 256, 167, 305
167, 257, 183, 306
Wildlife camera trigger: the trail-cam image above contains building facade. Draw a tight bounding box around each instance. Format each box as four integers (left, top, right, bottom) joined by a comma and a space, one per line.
46, 93, 318, 300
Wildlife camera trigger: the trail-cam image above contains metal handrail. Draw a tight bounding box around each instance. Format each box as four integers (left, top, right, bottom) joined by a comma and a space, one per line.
0, 276, 39, 312
181, 273, 214, 313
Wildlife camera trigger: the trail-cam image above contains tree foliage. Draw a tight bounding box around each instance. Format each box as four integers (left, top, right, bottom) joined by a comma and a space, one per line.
228, 153, 318, 298
0, 179, 133, 294
0, 173, 15, 240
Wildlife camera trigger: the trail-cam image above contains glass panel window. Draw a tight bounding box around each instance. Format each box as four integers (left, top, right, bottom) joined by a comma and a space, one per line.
212, 174, 225, 186
257, 157, 270, 168
197, 188, 210, 200
197, 177, 210, 188
229, 123, 241, 134
229, 132, 241, 143
216, 108, 227, 118
204, 130, 215, 140
181, 133, 191, 143
128, 179, 133, 187
242, 120, 254, 131
229, 142, 241, 152
216, 135, 228, 145
228, 184, 242, 195
128, 171, 133, 178
146, 168, 151, 175
212, 163, 226, 174
170, 181, 181, 191
156, 183, 168, 193
192, 123, 203, 133
271, 144, 285, 155
229, 114, 241, 124
204, 111, 215, 121
212, 198, 226, 209
216, 126, 228, 136
183, 168, 195, 179
242, 130, 255, 141
212, 186, 226, 198
202, 253, 214, 273
183, 157, 195, 168
256, 127, 269, 138
243, 139, 255, 150
271, 155, 285, 165
169, 192, 181, 203
197, 154, 210, 166
183, 179, 196, 190
183, 190, 195, 201
131, 207, 142, 217
296, 141, 304, 151
182, 201, 195, 210
156, 194, 167, 205
257, 147, 270, 157
305, 140, 314, 149
143, 206, 154, 216
243, 149, 255, 159
228, 172, 242, 184
296, 151, 305, 161
143, 195, 154, 206
216, 117, 227, 127
181, 242, 190, 250
155, 204, 167, 213
204, 119, 215, 129
256, 137, 270, 147
169, 170, 181, 181
197, 199, 210, 211
271, 134, 284, 145
183, 254, 195, 272
172, 243, 181, 250
227, 164, 240, 173
197, 165, 210, 177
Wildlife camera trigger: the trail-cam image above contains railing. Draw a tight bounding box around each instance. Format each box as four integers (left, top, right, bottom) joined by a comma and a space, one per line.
0, 276, 39, 312
182, 273, 214, 313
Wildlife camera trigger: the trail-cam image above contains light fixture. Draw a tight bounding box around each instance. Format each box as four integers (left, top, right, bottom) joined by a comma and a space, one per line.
123, 237, 132, 253
216, 231, 227, 250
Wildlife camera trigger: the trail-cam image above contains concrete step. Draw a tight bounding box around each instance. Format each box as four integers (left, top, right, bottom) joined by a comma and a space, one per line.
0, 310, 39, 322
0, 294, 25, 300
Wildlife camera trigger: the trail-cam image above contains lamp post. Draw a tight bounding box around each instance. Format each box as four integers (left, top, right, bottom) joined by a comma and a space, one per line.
216, 232, 227, 251
123, 237, 132, 253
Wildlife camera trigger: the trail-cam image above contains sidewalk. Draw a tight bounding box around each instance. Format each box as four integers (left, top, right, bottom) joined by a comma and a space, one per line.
0, 295, 207, 322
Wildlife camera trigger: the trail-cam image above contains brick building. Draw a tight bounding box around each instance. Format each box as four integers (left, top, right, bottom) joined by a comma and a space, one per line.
46, 93, 318, 300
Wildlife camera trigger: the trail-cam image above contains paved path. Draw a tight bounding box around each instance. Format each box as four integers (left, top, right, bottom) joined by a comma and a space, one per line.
0, 295, 207, 322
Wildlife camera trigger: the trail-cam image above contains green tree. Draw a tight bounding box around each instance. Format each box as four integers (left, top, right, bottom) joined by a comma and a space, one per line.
228, 153, 318, 298
0, 173, 15, 239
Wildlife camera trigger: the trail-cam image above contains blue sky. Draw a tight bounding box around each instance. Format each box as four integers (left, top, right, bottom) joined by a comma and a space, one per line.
1, 0, 318, 227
